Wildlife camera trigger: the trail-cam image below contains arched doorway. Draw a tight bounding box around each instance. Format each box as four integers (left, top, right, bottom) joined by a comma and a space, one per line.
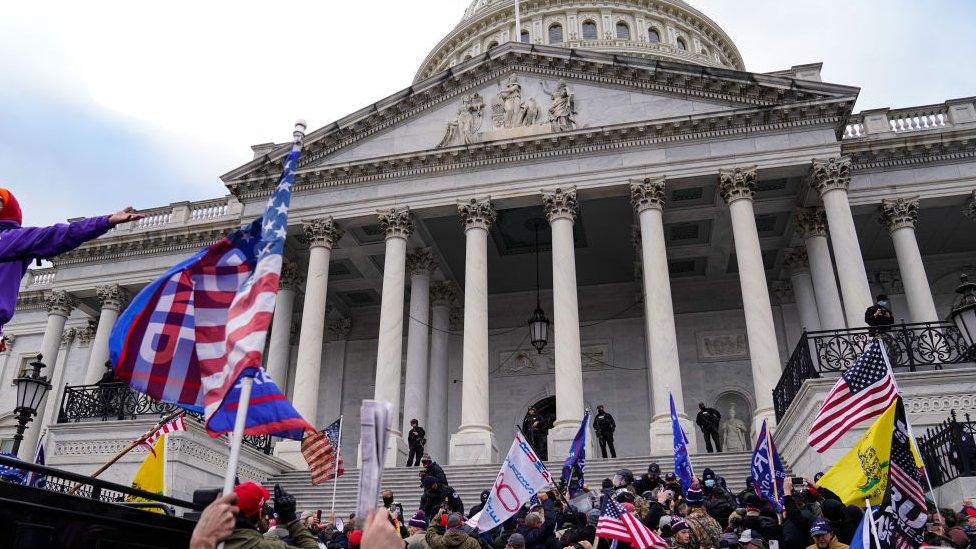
521, 396, 555, 460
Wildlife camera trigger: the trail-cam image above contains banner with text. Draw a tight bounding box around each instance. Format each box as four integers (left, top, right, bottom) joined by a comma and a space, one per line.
476, 430, 554, 532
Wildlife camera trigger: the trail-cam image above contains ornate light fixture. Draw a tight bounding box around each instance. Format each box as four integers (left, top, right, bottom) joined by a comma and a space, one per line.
950, 274, 976, 357
12, 354, 51, 456
528, 219, 550, 354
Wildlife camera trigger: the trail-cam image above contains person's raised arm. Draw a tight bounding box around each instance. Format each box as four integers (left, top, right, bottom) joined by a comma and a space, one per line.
0, 207, 142, 261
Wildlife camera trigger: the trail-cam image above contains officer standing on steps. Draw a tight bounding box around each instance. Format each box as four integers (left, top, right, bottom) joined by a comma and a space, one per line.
406, 419, 426, 467
593, 404, 617, 458
696, 402, 723, 453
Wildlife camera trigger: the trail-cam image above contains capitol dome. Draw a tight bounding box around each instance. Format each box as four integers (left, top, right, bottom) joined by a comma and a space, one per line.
415, 0, 745, 82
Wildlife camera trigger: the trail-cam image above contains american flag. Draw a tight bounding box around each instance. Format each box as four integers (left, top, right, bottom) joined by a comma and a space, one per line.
807, 339, 898, 452
141, 415, 187, 456
302, 418, 345, 485
596, 495, 668, 549
876, 398, 927, 549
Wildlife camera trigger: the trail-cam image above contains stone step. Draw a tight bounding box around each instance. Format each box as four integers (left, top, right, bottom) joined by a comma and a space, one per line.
269, 452, 754, 519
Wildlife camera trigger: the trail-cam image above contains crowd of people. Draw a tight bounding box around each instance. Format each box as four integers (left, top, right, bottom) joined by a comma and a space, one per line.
189, 457, 976, 549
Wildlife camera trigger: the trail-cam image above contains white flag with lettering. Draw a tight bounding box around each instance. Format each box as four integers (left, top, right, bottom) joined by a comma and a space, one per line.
476, 430, 554, 532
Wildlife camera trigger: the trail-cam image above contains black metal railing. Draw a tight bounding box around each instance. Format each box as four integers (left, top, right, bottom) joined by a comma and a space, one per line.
916, 410, 976, 488
58, 383, 274, 455
774, 321, 973, 419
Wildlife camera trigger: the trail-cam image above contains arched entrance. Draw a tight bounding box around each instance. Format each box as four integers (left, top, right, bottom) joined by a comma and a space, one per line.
522, 396, 555, 460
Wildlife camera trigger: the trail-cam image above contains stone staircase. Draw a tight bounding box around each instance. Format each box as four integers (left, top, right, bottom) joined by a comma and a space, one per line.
270, 452, 753, 518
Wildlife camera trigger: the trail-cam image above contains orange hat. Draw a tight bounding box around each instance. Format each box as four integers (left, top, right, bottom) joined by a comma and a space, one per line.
233, 482, 270, 520
0, 189, 22, 226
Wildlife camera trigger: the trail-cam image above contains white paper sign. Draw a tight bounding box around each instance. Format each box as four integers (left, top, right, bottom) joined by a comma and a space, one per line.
476, 431, 554, 531
355, 400, 393, 521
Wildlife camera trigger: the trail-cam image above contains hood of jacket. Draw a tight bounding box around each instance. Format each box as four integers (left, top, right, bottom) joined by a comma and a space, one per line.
441, 529, 474, 547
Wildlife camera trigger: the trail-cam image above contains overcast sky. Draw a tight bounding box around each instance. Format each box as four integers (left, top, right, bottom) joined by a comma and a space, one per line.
3, 0, 975, 226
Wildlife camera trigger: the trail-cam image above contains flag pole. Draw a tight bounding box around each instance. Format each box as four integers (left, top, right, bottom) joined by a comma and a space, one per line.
864, 498, 883, 549
221, 376, 254, 496
330, 414, 344, 514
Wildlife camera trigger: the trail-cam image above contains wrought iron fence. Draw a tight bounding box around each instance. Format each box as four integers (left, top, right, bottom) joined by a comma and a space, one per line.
774, 322, 973, 419
58, 383, 273, 455
916, 410, 976, 488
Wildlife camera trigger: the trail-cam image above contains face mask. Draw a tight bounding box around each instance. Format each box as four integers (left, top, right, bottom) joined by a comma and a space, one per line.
878, 300, 889, 308
383, 496, 393, 505
704, 479, 715, 488
612, 475, 625, 488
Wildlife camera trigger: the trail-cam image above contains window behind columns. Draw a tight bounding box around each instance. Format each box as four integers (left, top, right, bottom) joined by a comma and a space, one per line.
616, 22, 630, 40
520, 29, 531, 43
648, 27, 660, 42
548, 23, 563, 44
582, 20, 597, 39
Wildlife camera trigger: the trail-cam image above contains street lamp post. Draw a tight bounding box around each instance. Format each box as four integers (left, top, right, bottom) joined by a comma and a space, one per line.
950, 274, 976, 359
12, 354, 51, 456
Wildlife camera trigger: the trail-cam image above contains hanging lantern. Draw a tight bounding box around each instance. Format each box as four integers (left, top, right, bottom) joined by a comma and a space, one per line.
529, 305, 550, 354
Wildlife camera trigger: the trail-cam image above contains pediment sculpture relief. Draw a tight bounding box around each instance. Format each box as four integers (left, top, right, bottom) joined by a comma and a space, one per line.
501, 342, 609, 376
437, 76, 579, 148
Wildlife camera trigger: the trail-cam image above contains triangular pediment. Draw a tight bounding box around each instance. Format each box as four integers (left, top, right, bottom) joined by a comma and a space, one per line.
222, 43, 858, 195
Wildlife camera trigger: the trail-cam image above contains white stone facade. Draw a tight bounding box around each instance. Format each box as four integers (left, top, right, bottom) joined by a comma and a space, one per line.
2, 1, 975, 480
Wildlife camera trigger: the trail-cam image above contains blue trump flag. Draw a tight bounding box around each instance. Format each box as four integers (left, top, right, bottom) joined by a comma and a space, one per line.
560, 409, 590, 498
751, 419, 786, 512
670, 393, 694, 494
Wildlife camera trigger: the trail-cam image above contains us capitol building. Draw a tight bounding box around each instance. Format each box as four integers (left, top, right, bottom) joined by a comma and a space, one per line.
3, 0, 975, 502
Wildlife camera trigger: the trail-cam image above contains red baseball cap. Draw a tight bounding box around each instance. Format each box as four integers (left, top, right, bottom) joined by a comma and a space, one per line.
233, 482, 270, 520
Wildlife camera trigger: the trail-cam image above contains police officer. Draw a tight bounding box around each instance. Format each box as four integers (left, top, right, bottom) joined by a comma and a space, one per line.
593, 405, 617, 458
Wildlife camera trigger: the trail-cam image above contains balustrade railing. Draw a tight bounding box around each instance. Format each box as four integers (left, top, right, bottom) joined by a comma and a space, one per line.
774, 321, 973, 419
888, 105, 948, 133
58, 383, 273, 454
842, 99, 970, 140
916, 410, 976, 488
27, 268, 56, 287
843, 114, 865, 139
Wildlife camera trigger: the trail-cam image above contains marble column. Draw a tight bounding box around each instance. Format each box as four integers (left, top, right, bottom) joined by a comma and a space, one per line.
630, 178, 696, 453
878, 197, 938, 323
19, 290, 75, 459
373, 207, 413, 466
427, 281, 456, 463
719, 166, 780, 432
402, 247, 434, 434
811, 157, 872, 327
266, 260, 302, 390
795, 207, 846, 329
450, 198, 498, 465
276, 218, 341, 468
782, 249, 821, 332
83, 284, 129, 384
541, 187, 589, 459
320, 317, 352, 423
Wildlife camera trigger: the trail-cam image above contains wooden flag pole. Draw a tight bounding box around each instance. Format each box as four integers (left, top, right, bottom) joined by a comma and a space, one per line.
67, 409, 183, 495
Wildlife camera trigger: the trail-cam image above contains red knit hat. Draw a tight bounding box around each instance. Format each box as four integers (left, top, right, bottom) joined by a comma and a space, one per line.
233, 482, 270, 520
0, 189, 22, 226
347, 530, 363, 548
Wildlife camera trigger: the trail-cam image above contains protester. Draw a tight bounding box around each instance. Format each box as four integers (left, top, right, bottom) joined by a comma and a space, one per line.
559, 507, 598, 547
404, 511, 430, 549
421, 454, 449, 487
593, 405, 617, 459
407, 419, 427, 467
864, 294, 894, 336
223, 483, 319, 548
190, 493, 240, 549
426, 512, 481, 549
695, 403, 722, 453
700, 468, 735, 527
807, 520, 848, 549
381, 488, 408, 537
421, 476, 464, 520
739, 529, 768, 549
467, 489, 490, 518
682, 482, 723, 549
634, 463, 663, 494
670, 518, 695, 549
0, 189, 142, 341
522, 407, 549, 460
514, 492, 557, 548
504, 532, 526, 549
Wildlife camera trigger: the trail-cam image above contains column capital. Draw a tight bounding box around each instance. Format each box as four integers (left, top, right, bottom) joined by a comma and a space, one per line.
377, 207, 414, 239
279, 259, 304, 291
783, 248, 810, 274
301, 217, 343, 249
430, 281, 459, 307
794, 207, 828, 238
457, 197, 496, 231
60, 327, 77, 347
406, 247, 435, 277
809, 156, 852, 196
95, 284, 129, 311
878, 196, 920, 233
541, 187, 579, 222
963, 190, 975, 222
46, 290, 76, 317
629, 177, 666, 213
77, 319, 98, 347
327, 317, 352, 340
718, 166, 758, 204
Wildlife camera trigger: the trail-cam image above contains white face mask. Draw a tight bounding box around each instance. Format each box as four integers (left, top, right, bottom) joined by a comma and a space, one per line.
612, 474, 626, 488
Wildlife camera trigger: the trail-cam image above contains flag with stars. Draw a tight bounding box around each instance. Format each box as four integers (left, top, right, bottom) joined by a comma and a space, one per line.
808, 339, 898, 452
876, 398, 927, 549
110, 129, 314, 440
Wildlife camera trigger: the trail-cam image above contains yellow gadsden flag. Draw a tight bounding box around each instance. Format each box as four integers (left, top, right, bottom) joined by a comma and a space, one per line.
816, 401, 898, 506
127, 435, 166, 511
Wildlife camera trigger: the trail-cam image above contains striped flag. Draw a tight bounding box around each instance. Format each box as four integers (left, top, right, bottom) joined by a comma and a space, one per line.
807, 339, 898, 452
141, 415, 187, 456
302, 418, 345, 485
876, 399, 927, 549
596, 495, 668, 549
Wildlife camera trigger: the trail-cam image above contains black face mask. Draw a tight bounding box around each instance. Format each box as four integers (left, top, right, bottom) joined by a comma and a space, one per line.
383, 496, 394, 505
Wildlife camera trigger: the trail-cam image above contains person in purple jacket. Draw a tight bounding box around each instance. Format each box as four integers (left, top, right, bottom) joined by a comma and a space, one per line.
0, 188, 143, 346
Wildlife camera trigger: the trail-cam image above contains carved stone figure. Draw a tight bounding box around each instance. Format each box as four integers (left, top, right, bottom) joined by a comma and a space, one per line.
437, 93, 485, 147
540, 80, 577, 131
721, 405, 749, 452
496, 75, 524, 128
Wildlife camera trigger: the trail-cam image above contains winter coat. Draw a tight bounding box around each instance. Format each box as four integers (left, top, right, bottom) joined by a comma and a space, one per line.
421, 486, 465, 519
424, 462, 449, 486
593, 412, 616, 438
425, 526, 481, 549
781, 495, 817, 549
0, 217, 112, 333
405, 532, 430, 549
695, 408, 721, 432
741, 513, 783, 544
320, 529, 348, 549
805, 539, 849, 549
558, 524, 595, 546
634, 475, 664, 496
515, 499, 558, 549
224, 519, 320, 548
468, 489, 490, 518
409, 426, 427, 449
685, 508, 723, 549
704, 488, 736, 527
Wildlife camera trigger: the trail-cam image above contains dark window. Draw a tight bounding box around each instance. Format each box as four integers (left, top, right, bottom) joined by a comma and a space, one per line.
669, 260, 697, 275
582, 20, 597, 39
520, 30, 531, 43
616, 22, 630, 40
671, 187, 703, 202
755, 214, 777, 233
648, 28, 660, 43
676, 37, 687, 50
669, 224, 700, 241
548, 24, 563, 44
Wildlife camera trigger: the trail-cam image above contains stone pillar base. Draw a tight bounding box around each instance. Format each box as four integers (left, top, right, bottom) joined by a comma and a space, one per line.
449, 428, 498, 465
649, 414, 697, 455
547, 421, 592, 462
751, 407, 776, 438
273, 440, 308, 470
358, 432, 408, 468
